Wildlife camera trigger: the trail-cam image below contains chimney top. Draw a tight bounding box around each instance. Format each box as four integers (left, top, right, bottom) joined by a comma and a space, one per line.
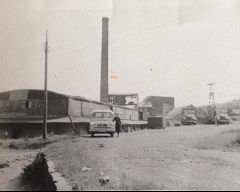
102, 17, 109, 22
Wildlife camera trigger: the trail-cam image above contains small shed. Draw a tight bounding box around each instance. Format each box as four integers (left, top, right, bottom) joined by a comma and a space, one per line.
138, 96, 174, 121
148, 116, 166, 129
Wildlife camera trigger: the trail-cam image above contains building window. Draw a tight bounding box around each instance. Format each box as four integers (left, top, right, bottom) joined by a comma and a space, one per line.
25, 101, 32, 109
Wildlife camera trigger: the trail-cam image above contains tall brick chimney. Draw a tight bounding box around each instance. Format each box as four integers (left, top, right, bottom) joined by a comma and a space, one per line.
100, 17, 109, 103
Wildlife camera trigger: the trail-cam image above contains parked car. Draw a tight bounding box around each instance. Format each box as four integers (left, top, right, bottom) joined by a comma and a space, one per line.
89, 110, 115, 137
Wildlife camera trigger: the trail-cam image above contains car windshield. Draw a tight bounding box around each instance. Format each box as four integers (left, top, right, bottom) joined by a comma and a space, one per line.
92, 112, 113, 118
183, 110, 195, 116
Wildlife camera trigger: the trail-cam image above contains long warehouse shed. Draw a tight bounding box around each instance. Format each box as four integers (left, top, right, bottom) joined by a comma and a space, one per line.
0, 89, 147, 138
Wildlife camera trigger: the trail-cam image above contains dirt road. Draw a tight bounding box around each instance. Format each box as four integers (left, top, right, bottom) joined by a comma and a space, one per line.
45, 124, 240, 190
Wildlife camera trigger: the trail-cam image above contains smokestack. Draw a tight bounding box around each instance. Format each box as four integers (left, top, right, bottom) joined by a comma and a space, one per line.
100, 17, 109, 103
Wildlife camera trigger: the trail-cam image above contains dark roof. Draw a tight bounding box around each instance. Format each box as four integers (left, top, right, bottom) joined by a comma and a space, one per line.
0, 89, 138, 112
0, 89, 107, 105
141, 96, 174, 109
0, 89, 66, 100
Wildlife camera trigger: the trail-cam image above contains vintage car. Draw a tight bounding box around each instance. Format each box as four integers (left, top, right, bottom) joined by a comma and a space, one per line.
89, 110, 115, 137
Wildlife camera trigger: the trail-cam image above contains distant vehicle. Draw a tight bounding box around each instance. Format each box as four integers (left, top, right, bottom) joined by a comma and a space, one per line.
181, 109, 197, 125
216, 114, 230, 125
174, 121, 181, 126
89, 110, 115, 137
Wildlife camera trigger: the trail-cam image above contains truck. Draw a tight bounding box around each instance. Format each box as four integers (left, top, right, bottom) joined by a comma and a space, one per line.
215, 111, 230, 125
198, 107, 230, 125
181, 108, 197, 125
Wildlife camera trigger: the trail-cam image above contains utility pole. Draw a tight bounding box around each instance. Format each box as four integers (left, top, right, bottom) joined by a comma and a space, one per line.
207, 83, 216, 106
43, 30, 48, 139
208, 82, 217, 122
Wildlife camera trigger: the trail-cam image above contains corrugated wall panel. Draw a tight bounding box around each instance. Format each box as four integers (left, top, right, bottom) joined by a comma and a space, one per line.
82, 101, 91, 117
48, 99, 68, 117
68, 99, 82, 117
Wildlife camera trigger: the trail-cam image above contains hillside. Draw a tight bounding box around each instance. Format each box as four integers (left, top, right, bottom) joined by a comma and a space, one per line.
216, 98, 240, 110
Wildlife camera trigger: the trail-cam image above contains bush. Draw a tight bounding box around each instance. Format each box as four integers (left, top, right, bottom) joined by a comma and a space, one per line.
21, 153, 57, 191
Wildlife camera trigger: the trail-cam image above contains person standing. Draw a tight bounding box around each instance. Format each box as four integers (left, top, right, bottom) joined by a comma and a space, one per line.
113, 113, 121, 137
214, 110, 219, 126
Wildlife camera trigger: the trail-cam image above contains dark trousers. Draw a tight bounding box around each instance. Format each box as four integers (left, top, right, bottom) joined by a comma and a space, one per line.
116, 125, 120, 134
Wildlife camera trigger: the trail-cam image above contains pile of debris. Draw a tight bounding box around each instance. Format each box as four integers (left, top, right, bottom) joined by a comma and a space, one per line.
21, 153, 57, 191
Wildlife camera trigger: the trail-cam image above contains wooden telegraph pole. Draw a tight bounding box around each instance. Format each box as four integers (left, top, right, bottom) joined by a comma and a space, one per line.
43, 30, 48, 139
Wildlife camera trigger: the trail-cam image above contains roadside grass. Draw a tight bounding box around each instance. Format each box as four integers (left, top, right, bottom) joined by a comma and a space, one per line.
38, 126, 240, 190
46, 138, 103, 191
1, 133, 77, 150
45, 135, 160, 191
196, 127, 240, 150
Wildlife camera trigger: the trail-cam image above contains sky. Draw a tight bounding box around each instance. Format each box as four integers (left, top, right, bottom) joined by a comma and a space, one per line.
0, 0, 240, 107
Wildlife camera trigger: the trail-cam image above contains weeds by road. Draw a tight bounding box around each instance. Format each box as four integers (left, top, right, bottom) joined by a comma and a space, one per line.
1, 134, 76, 150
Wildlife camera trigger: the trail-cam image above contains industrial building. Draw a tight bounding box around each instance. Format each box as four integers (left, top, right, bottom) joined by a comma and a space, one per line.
138, 96, 175, 121
0, 89, 147, 138
108, 93, 139, 109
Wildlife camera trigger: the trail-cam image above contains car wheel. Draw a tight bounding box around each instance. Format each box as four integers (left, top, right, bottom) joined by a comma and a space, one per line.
91, 133, 94, 137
